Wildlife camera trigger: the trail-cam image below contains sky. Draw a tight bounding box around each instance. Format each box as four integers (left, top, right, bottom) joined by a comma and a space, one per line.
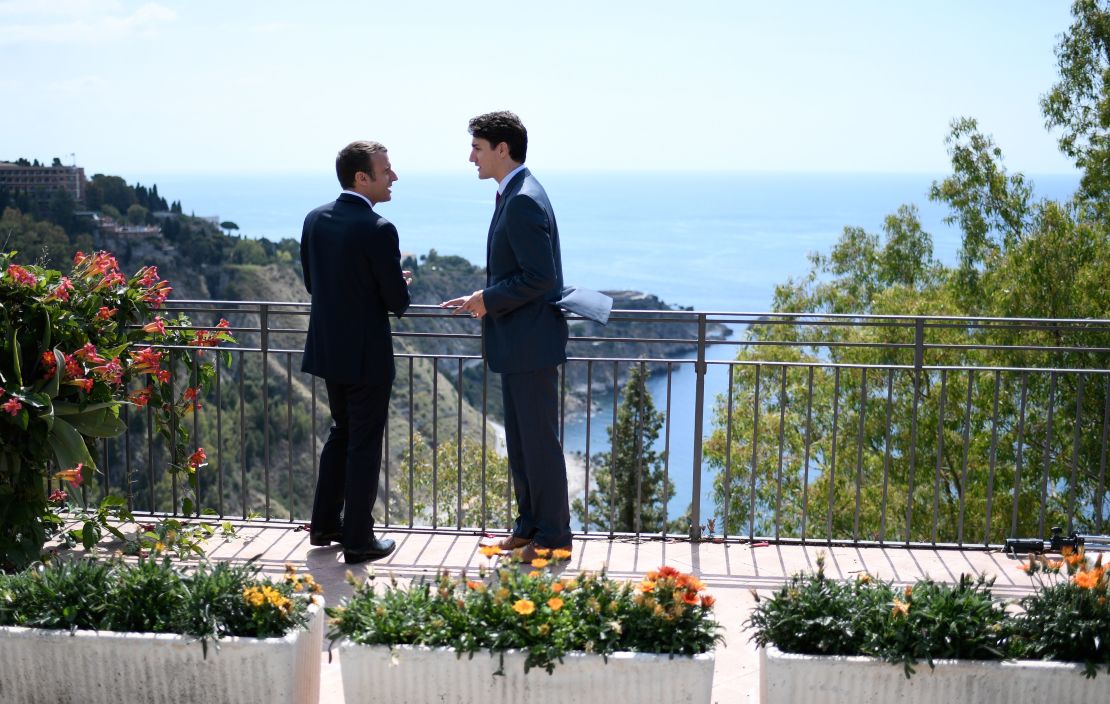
0, 1, 1083, 176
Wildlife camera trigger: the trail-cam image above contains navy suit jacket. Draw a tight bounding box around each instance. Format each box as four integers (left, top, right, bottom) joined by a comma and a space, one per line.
482, 168, 568, 374
300, 192, 410, 385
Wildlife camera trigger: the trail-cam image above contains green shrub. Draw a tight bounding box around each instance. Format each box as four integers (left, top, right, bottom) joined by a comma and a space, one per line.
0, 557, 319, 652
329, 552, 722, 674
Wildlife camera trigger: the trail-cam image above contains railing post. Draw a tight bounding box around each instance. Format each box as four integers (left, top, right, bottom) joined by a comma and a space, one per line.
260, 303, 270, 520
689, 314, 707, 540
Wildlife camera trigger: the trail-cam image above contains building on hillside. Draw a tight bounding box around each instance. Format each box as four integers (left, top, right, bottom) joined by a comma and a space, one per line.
0, 161, 87, 204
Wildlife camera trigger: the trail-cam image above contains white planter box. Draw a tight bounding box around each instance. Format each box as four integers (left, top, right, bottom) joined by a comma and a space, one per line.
0, 599, 324, 704
761, 645, 1101, 704
339, 641, 714, 704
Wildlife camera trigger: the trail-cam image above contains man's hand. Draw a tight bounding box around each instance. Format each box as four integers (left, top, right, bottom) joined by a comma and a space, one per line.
440, 290, 487, 319
402, 270, 414, 286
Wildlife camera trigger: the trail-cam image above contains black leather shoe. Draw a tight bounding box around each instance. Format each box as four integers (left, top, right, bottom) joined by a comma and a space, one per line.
344, 536, 396, 564
309, 529, 342, 547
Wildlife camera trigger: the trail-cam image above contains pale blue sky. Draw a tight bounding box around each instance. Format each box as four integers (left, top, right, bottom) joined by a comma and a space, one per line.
0, 1, 1081, 176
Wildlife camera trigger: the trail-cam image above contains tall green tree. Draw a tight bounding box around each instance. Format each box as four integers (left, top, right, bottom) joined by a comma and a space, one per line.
573, 364, 676, 533
706, 1, 1110, 543
1041, 0, 1110, 205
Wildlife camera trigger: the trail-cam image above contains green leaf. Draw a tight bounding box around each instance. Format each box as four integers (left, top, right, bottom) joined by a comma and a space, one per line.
53, 400, 118, 416
81, 521, 98, 549
43, 349, 63, 399
49, 417, 97, 471
62, 407, 125, 438
40, 308, 51, 351
182, 497, 195, 515
99, 495, 127, 508
9, 326, 22, 387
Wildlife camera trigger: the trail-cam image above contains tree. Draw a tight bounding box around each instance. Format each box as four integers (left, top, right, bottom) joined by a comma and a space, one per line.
126, 204, 149, 226
1041, 0, 1110, 204
390, 434, 509, 529
706, 8, 1110, 543
221, 221, 240, 236
573, 364, 676, 533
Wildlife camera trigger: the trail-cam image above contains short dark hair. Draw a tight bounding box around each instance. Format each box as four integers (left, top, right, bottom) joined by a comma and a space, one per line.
335, 140, 387, 189
469, 111, 527, 163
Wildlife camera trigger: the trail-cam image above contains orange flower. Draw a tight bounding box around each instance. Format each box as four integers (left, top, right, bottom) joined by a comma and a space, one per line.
96, 306, 118, 320
531, 558, 549, 568
533, 548, 551, 558
512, 599, 535, 616
552, 548, 572, 560
478, 545, 500, 558
682, 589, 700, 605
6, 264, 37, 286
142, 316, 166, 335
54, 464, 85, 488
891, 598, 910, 618
1074, 568, 1104, 589
74, 343, 106, 364
129, 386, 153, 408
638, 579, 656, 593
658, 566, 681, 579
187, 448, 207, 471
551, 582, 565, 593
547, 597, 564, 611
700, 595, 716, 608
466, 580, 484, 591
528, 570, 542, 579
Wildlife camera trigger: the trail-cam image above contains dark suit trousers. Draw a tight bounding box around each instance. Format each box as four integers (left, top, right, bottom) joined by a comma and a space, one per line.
502, 367, 572, 548
311, 379, 391, 550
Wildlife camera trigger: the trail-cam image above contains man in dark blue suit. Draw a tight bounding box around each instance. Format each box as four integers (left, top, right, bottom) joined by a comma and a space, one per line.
442, 112, 573, 559
301, 140, 412, 564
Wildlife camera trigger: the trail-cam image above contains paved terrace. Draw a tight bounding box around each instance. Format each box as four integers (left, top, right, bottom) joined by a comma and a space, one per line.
60, 522, 1044, 704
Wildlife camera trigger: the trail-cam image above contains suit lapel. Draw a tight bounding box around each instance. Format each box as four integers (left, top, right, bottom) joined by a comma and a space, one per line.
485, 169, 528, 283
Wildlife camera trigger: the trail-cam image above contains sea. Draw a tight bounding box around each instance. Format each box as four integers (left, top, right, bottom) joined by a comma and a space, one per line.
133, 169, 1081, 523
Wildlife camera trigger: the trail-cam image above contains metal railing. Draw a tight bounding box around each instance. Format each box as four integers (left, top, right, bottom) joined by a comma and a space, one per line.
87, 301, 1110, 550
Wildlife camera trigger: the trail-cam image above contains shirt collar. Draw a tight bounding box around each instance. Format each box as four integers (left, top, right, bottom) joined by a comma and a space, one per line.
342, 189, 374, 207
497, 164, 527, 195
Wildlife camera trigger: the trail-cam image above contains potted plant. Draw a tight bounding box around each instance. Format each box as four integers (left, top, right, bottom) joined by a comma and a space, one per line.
0, 250, 234, 572
330, 549, 722, 704
0, 556, 324, 704
747, 552, 1108, 704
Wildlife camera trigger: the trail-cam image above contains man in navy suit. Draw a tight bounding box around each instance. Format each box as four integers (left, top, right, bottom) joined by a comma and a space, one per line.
442, 112, 573, 559
301, 140, 412, 564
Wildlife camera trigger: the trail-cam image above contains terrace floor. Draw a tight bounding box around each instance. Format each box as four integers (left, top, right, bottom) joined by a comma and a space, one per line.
60, 521, 1043, 703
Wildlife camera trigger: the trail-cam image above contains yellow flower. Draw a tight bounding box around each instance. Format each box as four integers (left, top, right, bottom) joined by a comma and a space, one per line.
533, 548, 551, 558
551, 582, 565, 593
547, 597, 564, 611
243, 587, 265, 608
552, 549, 572, 560
495, 588, 510, 602
528, 570, 542, 578
857, 572, 871, 584
479, 545, 501, 558
531, 558, 550, 568
513, 599, 535, 616
891, 598, 910, 618
638, 579, 656, 593
153, 541, 165, 553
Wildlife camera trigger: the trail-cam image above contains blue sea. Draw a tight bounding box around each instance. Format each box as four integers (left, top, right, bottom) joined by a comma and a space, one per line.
134, 169, 1081, 524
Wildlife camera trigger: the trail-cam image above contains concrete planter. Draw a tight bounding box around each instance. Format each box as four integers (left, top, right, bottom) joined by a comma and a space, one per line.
339, 641, 715, 704
761, 645, 1100, 704
0, 599, 324, 704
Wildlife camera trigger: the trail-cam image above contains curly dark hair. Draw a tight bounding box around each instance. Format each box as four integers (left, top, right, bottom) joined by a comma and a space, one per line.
468, 111, 528, 163
335, 140, 387, 189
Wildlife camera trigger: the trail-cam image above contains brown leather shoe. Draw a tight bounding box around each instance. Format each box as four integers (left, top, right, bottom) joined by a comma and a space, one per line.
520, 542, 572, 563
485, 534, 532, 552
